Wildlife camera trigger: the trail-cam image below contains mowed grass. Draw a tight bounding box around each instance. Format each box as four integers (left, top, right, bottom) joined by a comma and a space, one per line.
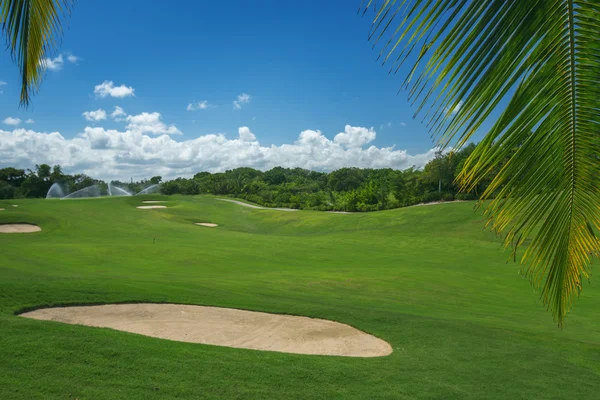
1, 196, 599, 399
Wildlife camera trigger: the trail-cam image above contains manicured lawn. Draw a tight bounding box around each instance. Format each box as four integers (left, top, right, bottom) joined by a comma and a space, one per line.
1, 196, 599, 399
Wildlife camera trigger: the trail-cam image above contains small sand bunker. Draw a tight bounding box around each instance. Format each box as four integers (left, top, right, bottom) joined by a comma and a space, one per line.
136, 205, 167, 209
141, 201, 166, 204
21, 304, 392, 357
195, 223, 218, 227
0, 224, 41, 233
12, 205, 18, 207
0, 208, 4, 211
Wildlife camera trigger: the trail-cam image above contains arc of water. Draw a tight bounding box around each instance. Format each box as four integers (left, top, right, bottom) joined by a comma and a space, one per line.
46, 182, 66, 199
136, 184, 160, 195
108, 182, 133, 196
61, 184, 101, 199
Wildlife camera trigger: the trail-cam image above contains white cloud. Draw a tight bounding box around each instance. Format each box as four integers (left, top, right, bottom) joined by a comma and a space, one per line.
38, 53, 80, 72
0, 81, 6, 86
238, 126, 257, 142
187, 101, 210, 111
233, 93, 251, 109
0, 125, 436, 181
66, 54, 80, 64
3, 117, 21, 126
25, 119, 35, 124
446, 100, 464, 116
39, 54, 64, 71
379, 122, 393, 130
125, 112, 181, 135
110, 106, 127, 121
82, 109, 107, 122
400, 122, 407, 127
94, 81, 135, 98
333, 125, 376, 148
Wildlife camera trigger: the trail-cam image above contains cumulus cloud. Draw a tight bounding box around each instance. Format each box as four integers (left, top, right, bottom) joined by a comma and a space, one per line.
446, 100, 464, 116
125, 112, 181, 135
187, 101, 210, 111
94, 81, 135, 98
233, 93, 251, 109
66, 54, 80, 64
238, 126, 256, 142
82, 109, 108, 122
25, 119, 35, 124
333, 125, 376, 148
39, 54, 64, 71
38, 53, 80, 72
0, 80, 6, 94
0, 125, 436, 181
110, 106, 127, 121
3, 117, 21, 126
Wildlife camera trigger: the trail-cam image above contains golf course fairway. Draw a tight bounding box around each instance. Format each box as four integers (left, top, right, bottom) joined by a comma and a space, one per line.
1, 196, 599, 399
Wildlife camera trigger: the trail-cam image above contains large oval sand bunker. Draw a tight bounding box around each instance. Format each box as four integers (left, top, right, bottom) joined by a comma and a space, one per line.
20, 303, 392, 357
136, 205, 167, 209
0, 224, 41, 233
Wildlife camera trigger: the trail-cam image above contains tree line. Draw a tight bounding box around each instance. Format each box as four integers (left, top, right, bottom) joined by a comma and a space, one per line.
0, 143, 499, 212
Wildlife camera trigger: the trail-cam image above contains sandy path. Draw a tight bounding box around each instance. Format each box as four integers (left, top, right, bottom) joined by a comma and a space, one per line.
195, 223, 218, 227
0, 224, 41, 233
410, 200, 465, 208
137, 205, 167, 209
21, 304, 392, 357
217, 198, 298, 212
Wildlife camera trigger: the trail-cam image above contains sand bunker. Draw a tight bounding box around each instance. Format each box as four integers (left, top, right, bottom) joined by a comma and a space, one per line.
0, 224, 42, 233
136, 205, 167, 209
0, 208, 4, 211
195, 223, 218, 227
20, 303, 392, 357
141, 201, 166, 203
12, 205, 18, 207
217, 198, 298, 212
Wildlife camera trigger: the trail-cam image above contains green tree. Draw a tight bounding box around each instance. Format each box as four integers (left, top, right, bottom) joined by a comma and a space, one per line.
364, 0, 599, 325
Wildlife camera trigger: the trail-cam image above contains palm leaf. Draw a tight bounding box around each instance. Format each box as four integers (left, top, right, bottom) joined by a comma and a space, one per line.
364, 0, 600, 326
0, 0, 72, 106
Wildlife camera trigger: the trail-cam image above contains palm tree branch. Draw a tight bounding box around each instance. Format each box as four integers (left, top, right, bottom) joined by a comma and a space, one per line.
0, 0, 72, 106
364, 0, 600, 325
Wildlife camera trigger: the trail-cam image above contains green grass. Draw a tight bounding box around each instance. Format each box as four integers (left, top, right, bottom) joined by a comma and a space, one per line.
1, 195, 599, 399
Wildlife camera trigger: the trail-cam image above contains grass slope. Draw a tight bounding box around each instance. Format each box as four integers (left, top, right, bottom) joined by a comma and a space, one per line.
1, 196, 599, 399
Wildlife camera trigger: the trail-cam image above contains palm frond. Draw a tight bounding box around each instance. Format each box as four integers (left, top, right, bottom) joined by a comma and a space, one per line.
0, 0, 72, 106
364, 0, 600, 326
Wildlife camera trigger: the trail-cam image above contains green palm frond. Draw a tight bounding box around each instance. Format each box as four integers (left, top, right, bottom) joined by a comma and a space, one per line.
364, 0, 600, 326
0, 0, 72, 106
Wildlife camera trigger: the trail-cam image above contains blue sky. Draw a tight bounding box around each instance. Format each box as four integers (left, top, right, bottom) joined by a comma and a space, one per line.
0, 0, 454, 179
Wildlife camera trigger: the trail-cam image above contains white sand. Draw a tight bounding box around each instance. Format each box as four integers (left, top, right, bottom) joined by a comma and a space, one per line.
136, 205, 167, 209
195, 223, 218, 227
12, 205, 18, 207
0, 224, 42, 233
217, 198, 298, 212
0, 208, 4, 211
410, 200, 465, 208
141, 201, 166, 203
327, 211, 353, 214
21, 303, 392, 357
